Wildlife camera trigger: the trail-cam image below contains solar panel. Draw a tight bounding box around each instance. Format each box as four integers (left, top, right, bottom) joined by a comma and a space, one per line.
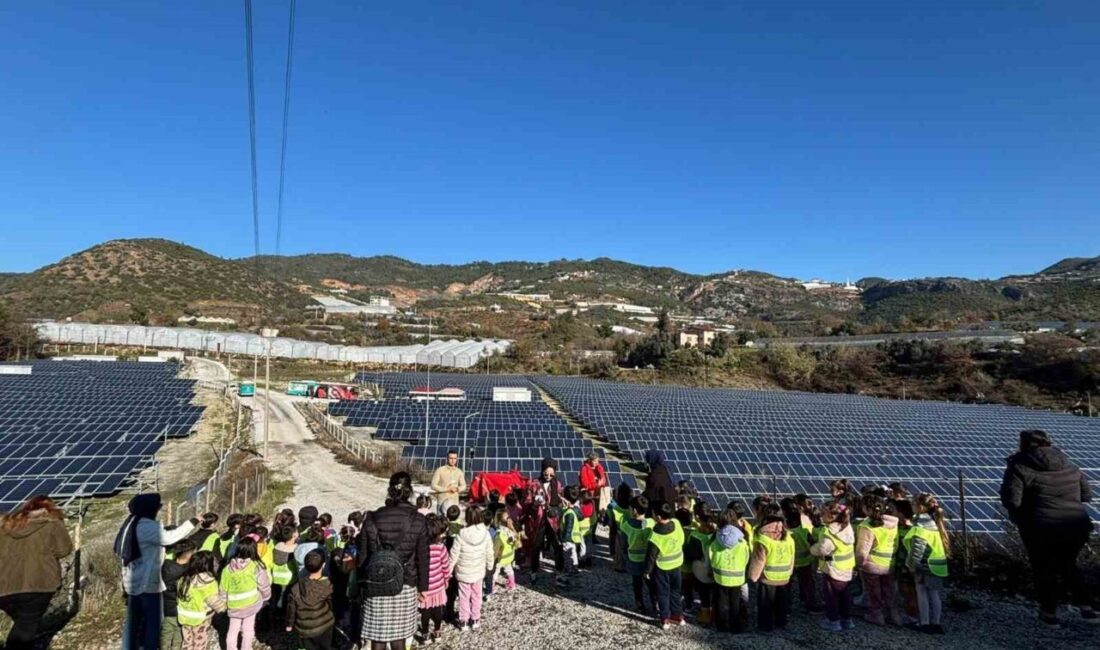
0, 361, 202, 512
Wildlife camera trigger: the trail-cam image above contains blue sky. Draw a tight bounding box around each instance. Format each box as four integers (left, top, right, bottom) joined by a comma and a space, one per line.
2, 2, 1097, 280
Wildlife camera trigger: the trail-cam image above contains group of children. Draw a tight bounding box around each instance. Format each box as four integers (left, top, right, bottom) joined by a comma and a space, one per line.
161, 506, 360, 650
608, 478, 952, 635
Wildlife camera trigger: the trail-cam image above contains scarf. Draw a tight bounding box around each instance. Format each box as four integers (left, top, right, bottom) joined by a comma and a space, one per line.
113, 493, 161, 566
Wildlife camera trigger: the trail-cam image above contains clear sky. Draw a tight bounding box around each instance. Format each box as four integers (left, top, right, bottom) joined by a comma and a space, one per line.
2, 2, 1098, 280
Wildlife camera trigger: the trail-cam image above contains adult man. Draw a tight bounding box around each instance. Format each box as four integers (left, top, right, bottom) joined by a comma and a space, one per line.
431, 450, 467, 514
999, 429, 1096, 627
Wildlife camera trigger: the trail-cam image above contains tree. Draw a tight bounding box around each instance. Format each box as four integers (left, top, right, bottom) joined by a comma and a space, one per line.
595, 323, 614, 339
706, 332, 733, 357
0, 304, 39, 361
656, 309, 671, 338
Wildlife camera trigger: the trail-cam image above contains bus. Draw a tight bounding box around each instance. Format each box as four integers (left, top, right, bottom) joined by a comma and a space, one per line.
238, 380, 255, 397
286, 379, 318, 397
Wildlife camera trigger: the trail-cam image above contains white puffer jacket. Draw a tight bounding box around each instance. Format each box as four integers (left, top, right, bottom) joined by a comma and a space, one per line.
448, 524, 494, 583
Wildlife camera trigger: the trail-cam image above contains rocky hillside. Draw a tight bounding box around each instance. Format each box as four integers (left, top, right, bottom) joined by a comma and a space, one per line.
1, 239, 1097, 327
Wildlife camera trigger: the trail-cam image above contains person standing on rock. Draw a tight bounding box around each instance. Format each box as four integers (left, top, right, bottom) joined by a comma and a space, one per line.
431, 450, 467, 516
0, 495, 74, 650
358, 472, 429, 650
999, 429, 1097, 627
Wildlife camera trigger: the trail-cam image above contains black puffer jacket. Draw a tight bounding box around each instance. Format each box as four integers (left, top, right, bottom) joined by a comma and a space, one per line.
357, 501, 429, 591
286, 576, 335, 638
999, 446, 1092, 532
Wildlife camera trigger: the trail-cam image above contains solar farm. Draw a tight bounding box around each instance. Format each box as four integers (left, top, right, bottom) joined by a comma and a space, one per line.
341, 372, 1100, 534
0, 361, 203, 512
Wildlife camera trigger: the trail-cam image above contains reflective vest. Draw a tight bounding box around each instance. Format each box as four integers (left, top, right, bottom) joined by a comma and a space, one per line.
271, 552, 295, 587
447, 521, 464, 537
685, 529, 711, 574
177, 577, 218, 627
709, 538, 750, 587
755, 534, 795, 583
220, 560, 261, 611
608, 503, 625, 528
649, 520, 685, 572
742, 521, 755, 547
815, 526, 855, 572
621, 517, 653, 563
561, 507, 583, 544
216, 535, 234, 560
497, 530, 517, 567
577, 511, 592, 538
259, 543, 275, 580
791, 526, 812, 568
199, 533, 219, 553
867, 524, 898, 570
903, 525, 948, 578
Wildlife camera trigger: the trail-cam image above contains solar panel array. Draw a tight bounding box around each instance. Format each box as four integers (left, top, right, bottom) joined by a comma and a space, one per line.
531, 376, 1100, 534
0, 361, 202, 512
337, 373, 635, 487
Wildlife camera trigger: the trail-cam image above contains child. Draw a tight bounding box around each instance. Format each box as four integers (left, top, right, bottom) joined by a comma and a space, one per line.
558, 485, 584, 586
294, 523, 326, 576
621, 496, 656, 612
810, 501, 856, 632
190, 512, 220, 552
285, 549, 335, 650
676, 481, 698, 513
904, 494, 949, 634
893, 498, 919, 625
783, 496, 820, 613
417, 494, 435, 516
486, 489, 504, 522
220, 536, 272, 650
709, 508, 749, 633
329, 525, 358, 628
445, 505, 464, 545
748, 514, 794, 633
578, 489, 597, 568
504, 490, 526, 566
216, 513, 244, 565
607, 483, 633, 572
449, 505, 494, 632
444, 504, 463, 622
492, 511, 519, 592
675, 509, 697, 612
318, 513, 336, 551
176, 550, 226, 650
685, 509, 716, 625
856, 495, 901, 626
645, 501, 685, 630
269, 524, 299, 617
419, 515, 451, 645
161, 539, 196, 650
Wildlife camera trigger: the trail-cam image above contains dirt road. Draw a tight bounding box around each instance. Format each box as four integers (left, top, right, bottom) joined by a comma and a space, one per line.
188, 357, 393, 523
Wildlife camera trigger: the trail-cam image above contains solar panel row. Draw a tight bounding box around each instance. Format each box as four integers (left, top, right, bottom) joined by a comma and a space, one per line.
0, 361, 203, 511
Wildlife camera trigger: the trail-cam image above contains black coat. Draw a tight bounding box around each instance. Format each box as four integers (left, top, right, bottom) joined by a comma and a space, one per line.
643, 464, 675, 510
357, 501, 430, 592
160, 561, 188, 617
999, 446, 1092, 533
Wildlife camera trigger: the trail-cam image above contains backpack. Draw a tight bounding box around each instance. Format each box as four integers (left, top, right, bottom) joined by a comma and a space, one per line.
363, 511, 415, 598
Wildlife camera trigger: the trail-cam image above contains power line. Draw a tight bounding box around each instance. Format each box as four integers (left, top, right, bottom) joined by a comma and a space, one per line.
244, 0, 261, 271
274, 0, 297, 258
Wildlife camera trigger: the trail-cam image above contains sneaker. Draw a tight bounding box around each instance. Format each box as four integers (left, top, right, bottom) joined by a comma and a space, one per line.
660, 619, 671, 631
472, 620, 481, 631
430, 630, 442, 643
460, 623, 471, 633
841, 619, 856, 630
483, 594, 492, 603
818, 619, 842, 632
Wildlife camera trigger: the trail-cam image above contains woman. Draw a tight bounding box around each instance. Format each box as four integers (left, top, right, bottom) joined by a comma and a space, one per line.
0, 495, 74, 650
642, 450, 675, 513
524, 457, 564, 581
358, 472, 429, 650
114, 493, 197, 650
999, 429, 1097, 626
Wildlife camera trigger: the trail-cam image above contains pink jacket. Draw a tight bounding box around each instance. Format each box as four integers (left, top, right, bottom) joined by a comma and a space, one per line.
810, 522, 855, 582
855, 515, 899, 575
747, 520, 790, 586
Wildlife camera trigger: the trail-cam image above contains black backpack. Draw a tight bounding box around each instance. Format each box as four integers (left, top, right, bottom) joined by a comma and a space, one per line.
363, 512, 414, 598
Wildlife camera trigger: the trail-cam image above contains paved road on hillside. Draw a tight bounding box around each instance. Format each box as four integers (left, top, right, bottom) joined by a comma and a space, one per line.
188, 357, 392, 524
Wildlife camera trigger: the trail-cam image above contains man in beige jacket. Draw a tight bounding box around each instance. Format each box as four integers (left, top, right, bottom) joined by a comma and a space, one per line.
431, 450, 467, 514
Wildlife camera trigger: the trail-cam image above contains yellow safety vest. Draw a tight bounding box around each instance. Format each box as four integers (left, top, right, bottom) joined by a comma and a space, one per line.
271, 552, 295, 587
199, 533, 219, 553
755, 535, 795, 583
259, 543, 275, 580
496, 530, 517, 567
867, 524, 898, 570
742, 521, 755, 547
561, 507, 583, 544
177, 577, 218, 627
649, 521, 685, 572
220, 560, 261, 611
709, 538, 750, 587
577, 512, 592, 538
903, 525, 948, 578
815, 526, 855, 572
621, 517, 653, 563
791, 526, 812, 568
608, 503, 625, 527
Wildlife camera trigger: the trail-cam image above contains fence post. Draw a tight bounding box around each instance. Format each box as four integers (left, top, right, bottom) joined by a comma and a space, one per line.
205, 484, 211, 512
231, 482, 237, 513
958, 468, 970, 574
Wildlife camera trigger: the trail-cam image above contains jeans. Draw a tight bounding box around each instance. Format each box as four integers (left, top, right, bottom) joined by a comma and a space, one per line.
915, 577, 943, 626
457, 581, 483, 624
632, 574, 657, 608
123, 592, 162, 650
653, 569, 683, 621
757, 583, 790, 631
712, 585, 744, 633
1022, 525, 1092, 616
0, 592, 54, 650
822, 576, 852, 623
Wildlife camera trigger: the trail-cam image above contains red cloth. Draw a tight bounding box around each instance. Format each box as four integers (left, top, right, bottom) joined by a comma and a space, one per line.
579, 462, 608, 493
580, 501, 596, 518
468, 470, 527, 502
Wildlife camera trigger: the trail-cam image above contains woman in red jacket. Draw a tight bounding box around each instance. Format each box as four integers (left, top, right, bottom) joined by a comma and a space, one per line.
578, 452, 608, 566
